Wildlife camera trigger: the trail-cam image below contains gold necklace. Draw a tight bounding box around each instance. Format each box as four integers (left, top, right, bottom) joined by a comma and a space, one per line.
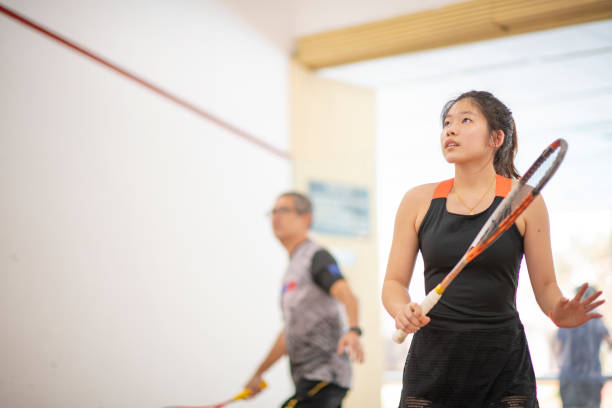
453, 176, 496, 215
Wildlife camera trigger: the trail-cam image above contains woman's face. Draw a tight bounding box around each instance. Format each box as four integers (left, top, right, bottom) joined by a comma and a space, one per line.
440, 98, 498, 165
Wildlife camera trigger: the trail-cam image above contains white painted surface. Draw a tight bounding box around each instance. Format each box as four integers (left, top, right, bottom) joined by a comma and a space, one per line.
0, 1, 292, 407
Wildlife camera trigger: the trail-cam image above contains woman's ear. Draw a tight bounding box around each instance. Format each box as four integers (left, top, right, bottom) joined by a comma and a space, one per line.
490, 130, 505, 148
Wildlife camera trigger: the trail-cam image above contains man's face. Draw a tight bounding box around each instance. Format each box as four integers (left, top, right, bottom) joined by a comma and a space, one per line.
270, 195, 310, 240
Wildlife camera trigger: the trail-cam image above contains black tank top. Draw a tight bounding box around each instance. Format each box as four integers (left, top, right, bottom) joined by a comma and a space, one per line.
418, 175, 524, 329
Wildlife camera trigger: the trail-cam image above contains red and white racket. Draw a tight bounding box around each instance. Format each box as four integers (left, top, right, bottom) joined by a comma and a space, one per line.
393, 138, 568, 343
165, 380, 267, 408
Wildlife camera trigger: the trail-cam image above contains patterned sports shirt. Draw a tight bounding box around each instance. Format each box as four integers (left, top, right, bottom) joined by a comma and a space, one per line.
281, 239, 351, 389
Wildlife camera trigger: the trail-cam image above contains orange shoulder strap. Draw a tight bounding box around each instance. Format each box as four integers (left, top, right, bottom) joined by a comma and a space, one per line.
494, 174, 513, 197
432, 179, 454, 199
433, 176, 512, 199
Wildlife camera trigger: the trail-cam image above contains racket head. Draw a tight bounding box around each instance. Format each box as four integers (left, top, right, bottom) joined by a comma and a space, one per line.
520, 138, 568, 194
468, 138, 567, 254
163, 380, 268, 408
164, 401, 232, 408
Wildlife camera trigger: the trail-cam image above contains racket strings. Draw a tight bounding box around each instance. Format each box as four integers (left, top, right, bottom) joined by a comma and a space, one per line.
521, 142, 566, 192
469, 194, 535, 262
470, 140, 566, 253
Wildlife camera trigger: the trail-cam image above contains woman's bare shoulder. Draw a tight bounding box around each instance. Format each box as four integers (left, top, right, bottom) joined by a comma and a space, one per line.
399, 182, 439, 212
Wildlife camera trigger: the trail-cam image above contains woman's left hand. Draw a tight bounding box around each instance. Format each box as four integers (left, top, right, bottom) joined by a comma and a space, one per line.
551, 283, 605, 328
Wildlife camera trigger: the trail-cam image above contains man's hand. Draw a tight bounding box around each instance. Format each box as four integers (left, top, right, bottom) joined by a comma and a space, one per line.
337, 331, 364, 363
244, 373, 265, 398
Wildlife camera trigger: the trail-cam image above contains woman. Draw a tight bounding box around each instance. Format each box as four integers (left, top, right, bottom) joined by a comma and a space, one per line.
381, 90, 604, 407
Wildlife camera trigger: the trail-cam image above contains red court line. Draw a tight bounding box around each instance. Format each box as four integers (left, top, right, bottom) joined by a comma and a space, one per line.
0, 2, 290, 160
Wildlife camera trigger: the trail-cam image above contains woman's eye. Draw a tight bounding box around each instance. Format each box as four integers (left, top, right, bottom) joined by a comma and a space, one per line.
462, 117, 471, 123
443, 120, 450, 127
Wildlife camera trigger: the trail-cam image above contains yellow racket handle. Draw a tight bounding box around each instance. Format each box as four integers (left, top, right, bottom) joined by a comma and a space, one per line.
232, 380, 268, 401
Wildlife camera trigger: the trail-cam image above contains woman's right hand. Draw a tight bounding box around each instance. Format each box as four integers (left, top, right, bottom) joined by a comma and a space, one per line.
395, 302, 431, 333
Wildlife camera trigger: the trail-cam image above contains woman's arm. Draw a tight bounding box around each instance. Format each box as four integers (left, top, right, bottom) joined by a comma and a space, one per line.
382, 186, 432, 333
523, 195, 604, 327
522, 195, 562, 313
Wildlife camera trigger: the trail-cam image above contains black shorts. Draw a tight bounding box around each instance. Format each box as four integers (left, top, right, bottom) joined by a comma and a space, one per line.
281, 379, 348, 408
399, 321, 539, 408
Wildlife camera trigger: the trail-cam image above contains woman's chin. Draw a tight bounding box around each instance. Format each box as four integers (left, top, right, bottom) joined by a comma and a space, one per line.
441, 152, 459, 164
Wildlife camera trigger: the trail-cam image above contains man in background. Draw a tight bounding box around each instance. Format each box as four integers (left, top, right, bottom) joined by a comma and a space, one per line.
245, 192, 364, 408
555, 286, 612, 408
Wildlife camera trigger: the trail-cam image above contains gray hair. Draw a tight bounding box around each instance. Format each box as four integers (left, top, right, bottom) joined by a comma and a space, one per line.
279, 192, 312, 214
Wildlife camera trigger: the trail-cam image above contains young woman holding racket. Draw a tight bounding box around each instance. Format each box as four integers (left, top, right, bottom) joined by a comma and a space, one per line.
381, 90, 605, 407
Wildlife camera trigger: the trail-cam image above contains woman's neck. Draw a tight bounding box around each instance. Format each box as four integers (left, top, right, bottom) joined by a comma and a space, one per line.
453, 161, 497, 191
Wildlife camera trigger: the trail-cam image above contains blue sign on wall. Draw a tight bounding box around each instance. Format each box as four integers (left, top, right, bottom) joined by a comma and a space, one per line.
308, 181, 370, 237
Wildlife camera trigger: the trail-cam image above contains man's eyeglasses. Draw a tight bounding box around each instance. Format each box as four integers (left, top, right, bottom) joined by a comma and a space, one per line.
268, 207, 299, 216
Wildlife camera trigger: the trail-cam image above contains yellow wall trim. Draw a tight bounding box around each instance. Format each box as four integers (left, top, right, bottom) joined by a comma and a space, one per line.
290, 60, 382, 408
296, 0, 612, 68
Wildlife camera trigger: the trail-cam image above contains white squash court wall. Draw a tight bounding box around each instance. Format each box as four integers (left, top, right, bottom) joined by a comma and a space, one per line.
0, 1, 293, 406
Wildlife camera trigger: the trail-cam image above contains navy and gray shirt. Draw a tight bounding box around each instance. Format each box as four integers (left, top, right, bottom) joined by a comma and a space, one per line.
558, 319, 609, 381
281, 239, 351, 388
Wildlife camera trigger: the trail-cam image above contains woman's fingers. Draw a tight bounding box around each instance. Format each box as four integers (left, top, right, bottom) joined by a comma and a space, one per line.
585, 299, 606, 313
583, 290, 603, 305
572, 283, 588, 301
396, 302, 430, 333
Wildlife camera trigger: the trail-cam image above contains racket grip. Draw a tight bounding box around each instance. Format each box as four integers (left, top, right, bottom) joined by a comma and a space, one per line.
234, 380, 268, 400
420, 290, 441, 314
392, 328, 409, 344
392, 291, 442, 344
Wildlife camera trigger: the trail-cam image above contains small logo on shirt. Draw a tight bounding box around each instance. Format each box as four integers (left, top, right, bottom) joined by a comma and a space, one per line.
282, 280, 297, 295
328, 264, 341, 276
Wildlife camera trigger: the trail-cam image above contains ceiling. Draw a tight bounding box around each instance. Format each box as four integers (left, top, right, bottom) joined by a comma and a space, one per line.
220, 0, 464, 52
318, 19, 612, 146
318, 19, 612, 91
319, 19, 612, 208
